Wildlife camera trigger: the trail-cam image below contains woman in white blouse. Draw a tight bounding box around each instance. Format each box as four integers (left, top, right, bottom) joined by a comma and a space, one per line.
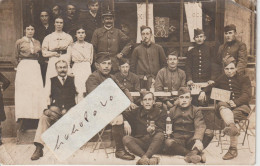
42, 17, 73, 106
68, 27, 93, 102
14, 23, 45, 129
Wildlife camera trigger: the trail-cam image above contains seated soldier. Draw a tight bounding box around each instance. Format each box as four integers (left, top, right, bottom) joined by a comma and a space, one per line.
114, 58, 140, 92
31, 60, 77, 160
198, 56, 252, 160
85, 52, 138, 160
164, 87, 213, 164
154, 51, 186, 109
123, 91, 167, 165
186, 29, 215, 106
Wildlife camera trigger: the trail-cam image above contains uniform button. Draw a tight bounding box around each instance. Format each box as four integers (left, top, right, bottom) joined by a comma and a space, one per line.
124, 83, 126, 86
230, 87, 232, 90
199, 57, 202, 59
229, 84, 231, 86
199, 73, 201, 75
182, 112, 184, 114
229, 79, 231, 82
183, 120, 185, 122
124, 79, 126, 81
199, 69, 201, 71
199, 50, 201, 52
233, 97, 235, 99
228, 47, 230, 49
199, 61, 201, 63
199, 65, 201, 67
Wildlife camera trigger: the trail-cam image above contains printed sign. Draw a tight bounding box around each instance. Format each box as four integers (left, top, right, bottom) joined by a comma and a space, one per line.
41, 78, 131, 161
210, 87, 231, 102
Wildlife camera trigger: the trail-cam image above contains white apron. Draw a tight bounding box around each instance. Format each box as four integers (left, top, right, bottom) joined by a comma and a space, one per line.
15, 60, 45, 121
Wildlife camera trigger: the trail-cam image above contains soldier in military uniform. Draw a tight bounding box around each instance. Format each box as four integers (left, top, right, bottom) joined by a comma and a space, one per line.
199, 56, 252, 160
114, 58, 140, 92
217, 24, 248, 75
91, 11, 132, 73
85, 52, 138, 160
186, 29, 215, 106
82, 0, 102, 42
123, 91, 167, 165
164, 87, 214, 164
154, 51, 186, 109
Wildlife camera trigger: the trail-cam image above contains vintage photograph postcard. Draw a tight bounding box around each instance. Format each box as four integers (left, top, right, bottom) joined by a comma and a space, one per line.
0, 0, 256, 165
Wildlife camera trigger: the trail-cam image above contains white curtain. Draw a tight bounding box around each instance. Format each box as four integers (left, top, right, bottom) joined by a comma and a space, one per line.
136, 3, 154, 43
184, 2, 203, 42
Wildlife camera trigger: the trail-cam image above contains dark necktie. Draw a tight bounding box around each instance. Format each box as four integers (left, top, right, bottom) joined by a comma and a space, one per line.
62, 77, 65, 85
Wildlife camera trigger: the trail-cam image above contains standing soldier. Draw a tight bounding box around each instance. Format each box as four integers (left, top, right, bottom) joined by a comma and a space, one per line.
217, 24, 247, 75
131, 26, 167, 90
82, 0, 102, 42
186, 29, 215, 106
91, 10, 133, 73
35, 9, 54, 85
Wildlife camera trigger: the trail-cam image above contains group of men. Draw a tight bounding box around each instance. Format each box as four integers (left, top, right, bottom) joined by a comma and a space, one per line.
27, 0, 252, 165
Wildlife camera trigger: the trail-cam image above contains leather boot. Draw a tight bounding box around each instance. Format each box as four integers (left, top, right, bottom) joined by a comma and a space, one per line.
115, 150, 135, 160
184, 149, 201, 164
149, 157, 160, 165
136, 155, 149, 165
31, 143, 43, 160
223, 123, 239, 136
222, 147, 238, 160
113, 125, 135, 160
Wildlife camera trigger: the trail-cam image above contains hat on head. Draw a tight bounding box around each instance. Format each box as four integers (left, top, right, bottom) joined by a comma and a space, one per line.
140, 25, 152, 33
95, 52, 111, 63
224, 24, 236, 32
118, 58, 129, 66
102, 10, 114, 18
194, 28, 204, 37
178, 87, 191, 96
223, 55, 236, 67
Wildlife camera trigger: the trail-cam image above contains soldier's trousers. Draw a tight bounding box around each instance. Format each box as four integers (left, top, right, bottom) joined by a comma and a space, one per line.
164, 129, 214, 156
122, 132, 165, 158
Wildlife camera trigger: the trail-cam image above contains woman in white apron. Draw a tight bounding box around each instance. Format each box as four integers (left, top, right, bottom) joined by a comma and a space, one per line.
42, 17, 73, 106
68, 27, 93, 103
14, 23, 45, 129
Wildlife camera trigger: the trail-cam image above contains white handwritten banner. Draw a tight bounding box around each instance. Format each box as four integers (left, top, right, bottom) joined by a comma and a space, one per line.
41, 78, 131, 161
210, 88, 231, 102
184, 2, 203, 42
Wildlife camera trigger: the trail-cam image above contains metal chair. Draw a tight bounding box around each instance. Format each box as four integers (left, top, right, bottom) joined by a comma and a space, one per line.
217, 104, 255, 154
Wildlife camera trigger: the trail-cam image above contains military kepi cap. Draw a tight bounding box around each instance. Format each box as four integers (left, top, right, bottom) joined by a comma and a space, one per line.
118, 58, 129, 66
178, 87, 191, 96
95, 52, 111, 63
194, 28, 204, 37
224, 24, 236, 32
223, 55, 236, 67
102, 10, 114, 18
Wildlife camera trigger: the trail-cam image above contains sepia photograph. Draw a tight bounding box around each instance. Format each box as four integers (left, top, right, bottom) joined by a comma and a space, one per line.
0, 0, 257, 165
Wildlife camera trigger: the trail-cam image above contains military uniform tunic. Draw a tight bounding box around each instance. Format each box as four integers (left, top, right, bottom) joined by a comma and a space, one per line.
217, 39, 247, 75
186, 43, 213, 82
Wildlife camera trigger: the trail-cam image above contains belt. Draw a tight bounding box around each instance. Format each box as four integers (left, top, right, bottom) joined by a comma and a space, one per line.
57, 50, 67, 54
